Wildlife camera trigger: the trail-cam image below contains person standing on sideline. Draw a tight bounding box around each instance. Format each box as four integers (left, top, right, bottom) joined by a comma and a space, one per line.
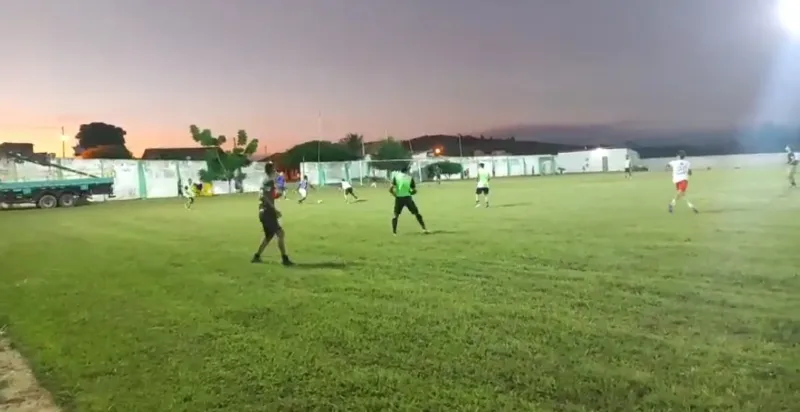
786, 146, 797, 188
390, 166, 428, 235
624, 155, 632, 179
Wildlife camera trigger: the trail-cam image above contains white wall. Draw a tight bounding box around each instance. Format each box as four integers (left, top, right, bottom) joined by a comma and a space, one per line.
638, 153, 785, 171
2, 159, 268, 201
553, 148, 633, 173
300, 150, 633, 184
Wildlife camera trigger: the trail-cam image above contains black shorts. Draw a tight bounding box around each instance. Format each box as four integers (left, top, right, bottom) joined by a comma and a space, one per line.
344, 187, 354, 195
259, 211, 282, 236
393, 196, 419, 215
475, 187, 490, 195
624, 167, 631, 173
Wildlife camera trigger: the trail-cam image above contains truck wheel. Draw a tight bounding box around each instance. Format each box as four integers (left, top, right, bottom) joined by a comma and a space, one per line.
37, 194, 58, 209
58, 193, 76, 208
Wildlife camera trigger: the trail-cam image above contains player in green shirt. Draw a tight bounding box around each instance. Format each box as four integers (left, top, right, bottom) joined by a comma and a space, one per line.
389, 166, 428, 235
475, 163, 490, 208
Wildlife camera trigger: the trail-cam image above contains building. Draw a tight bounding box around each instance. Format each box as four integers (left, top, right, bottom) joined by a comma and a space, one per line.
0, 142, 54, 161
0, 142, 35, 157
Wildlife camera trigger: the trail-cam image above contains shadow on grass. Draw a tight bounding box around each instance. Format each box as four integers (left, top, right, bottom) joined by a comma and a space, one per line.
700, 206, 759, 214
417, 229, 459, 235
351, 199, 368, 203
494, 202, 532, 209
289, 262, 349, 269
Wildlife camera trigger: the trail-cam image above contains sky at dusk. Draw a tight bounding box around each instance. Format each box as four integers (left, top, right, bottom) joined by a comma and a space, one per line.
2, 0, 799, 156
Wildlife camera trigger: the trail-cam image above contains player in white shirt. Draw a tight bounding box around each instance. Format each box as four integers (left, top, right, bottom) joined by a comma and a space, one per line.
624, 155, 632, 179
296, 175, 312, 204
475, 163, 491, 208
182, 179, 196, 210
786, 146, 797, 188
668, 150, 698, 214
341, 178, 359, 203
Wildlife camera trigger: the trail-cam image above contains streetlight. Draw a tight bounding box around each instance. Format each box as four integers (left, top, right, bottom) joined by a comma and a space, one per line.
60, 126, 68, 159
778, 0, 800, 37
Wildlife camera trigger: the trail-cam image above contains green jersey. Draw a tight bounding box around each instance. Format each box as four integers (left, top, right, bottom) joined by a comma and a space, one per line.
392, 172, 415, 197
477, 169, 490, 188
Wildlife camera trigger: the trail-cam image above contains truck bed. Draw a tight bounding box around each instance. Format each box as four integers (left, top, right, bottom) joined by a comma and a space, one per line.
0, 177, 115, 192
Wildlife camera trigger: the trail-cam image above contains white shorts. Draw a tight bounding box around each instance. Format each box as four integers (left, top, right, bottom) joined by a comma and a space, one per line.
298, 188, 308, 198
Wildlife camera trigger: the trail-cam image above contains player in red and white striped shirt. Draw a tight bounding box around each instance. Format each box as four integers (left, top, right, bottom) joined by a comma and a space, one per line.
668, 150, 698, 214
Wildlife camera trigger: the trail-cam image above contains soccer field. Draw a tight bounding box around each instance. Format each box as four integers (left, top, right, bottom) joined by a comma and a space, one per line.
1, 170, 799, 411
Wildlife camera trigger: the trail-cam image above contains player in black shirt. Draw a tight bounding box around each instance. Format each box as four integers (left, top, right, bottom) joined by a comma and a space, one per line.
252, 162, 293, 265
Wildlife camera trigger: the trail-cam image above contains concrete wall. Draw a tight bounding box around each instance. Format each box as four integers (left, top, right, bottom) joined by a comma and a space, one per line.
1, 158, 268, 201
638, 153, 785, 171
301, 148, 635, 184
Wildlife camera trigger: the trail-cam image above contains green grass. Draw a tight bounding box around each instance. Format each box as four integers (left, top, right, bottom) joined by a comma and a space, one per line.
1, 170, 799, 412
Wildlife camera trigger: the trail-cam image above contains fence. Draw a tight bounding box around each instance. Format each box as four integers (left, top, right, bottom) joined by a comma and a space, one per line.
0, 158, 269, 201
300, 155, 561, 186
2, 151, 782, 202
299, 149, 637, 185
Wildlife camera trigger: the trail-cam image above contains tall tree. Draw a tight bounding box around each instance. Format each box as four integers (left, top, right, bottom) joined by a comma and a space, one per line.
74, 122, 133, 158
81, 145, 133, 159
190, 125, 259, 192
369, 137, 411, 173
338, 133, 364, 157
282, 140, 359, 169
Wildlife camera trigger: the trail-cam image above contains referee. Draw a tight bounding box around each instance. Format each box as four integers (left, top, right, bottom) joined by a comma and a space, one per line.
390, 166, 428, 235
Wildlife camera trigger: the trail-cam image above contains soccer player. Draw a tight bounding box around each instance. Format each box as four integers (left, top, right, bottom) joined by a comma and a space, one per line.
252, 162, 293, 265
475, 163, 490, 208
390, 166, 428, 235
341, 178, 358, 202
297, 175, 312, 204
624, 155, 632, 179
182, 179, 195, 210
786, 146, 797, 188
276, 172, 288, 199
668, 150, 699, 214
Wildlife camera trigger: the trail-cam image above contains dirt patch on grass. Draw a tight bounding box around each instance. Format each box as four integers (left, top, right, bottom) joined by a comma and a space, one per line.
0, 330, 61, 412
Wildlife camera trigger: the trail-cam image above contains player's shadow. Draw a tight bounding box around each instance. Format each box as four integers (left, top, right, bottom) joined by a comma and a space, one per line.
418, 229, 458, 235
494, 202, 532, 209
290, 262, 349, 269
352, 199, 368, 203
700, 206, 757, 214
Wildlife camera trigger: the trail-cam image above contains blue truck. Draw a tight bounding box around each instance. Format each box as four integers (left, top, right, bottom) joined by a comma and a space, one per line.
0, 153, 115, 209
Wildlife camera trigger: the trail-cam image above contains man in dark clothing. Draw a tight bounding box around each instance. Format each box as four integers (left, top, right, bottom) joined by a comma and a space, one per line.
252, 162, 293, 265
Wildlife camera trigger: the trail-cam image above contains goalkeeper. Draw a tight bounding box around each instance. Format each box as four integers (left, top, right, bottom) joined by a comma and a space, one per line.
389, 166, 428, 235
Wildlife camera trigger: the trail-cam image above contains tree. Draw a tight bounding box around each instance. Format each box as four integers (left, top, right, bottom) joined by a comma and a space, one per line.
81, 145, 134, 159
369, 137, 411, 173
426, 161, 463, 179
190, 125, 259, 193
74, 122, 133, 159
282, 140, 359, 169
338, 133, 364, 157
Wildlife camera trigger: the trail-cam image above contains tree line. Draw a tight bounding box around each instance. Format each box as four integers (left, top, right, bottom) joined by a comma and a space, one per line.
68, 121, 463, 183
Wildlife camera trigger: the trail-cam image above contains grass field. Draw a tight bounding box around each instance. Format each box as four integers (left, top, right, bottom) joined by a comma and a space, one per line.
1, 170, 799, 412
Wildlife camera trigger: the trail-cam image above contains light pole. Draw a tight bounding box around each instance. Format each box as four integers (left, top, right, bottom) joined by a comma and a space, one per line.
60, 126, 67, 159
